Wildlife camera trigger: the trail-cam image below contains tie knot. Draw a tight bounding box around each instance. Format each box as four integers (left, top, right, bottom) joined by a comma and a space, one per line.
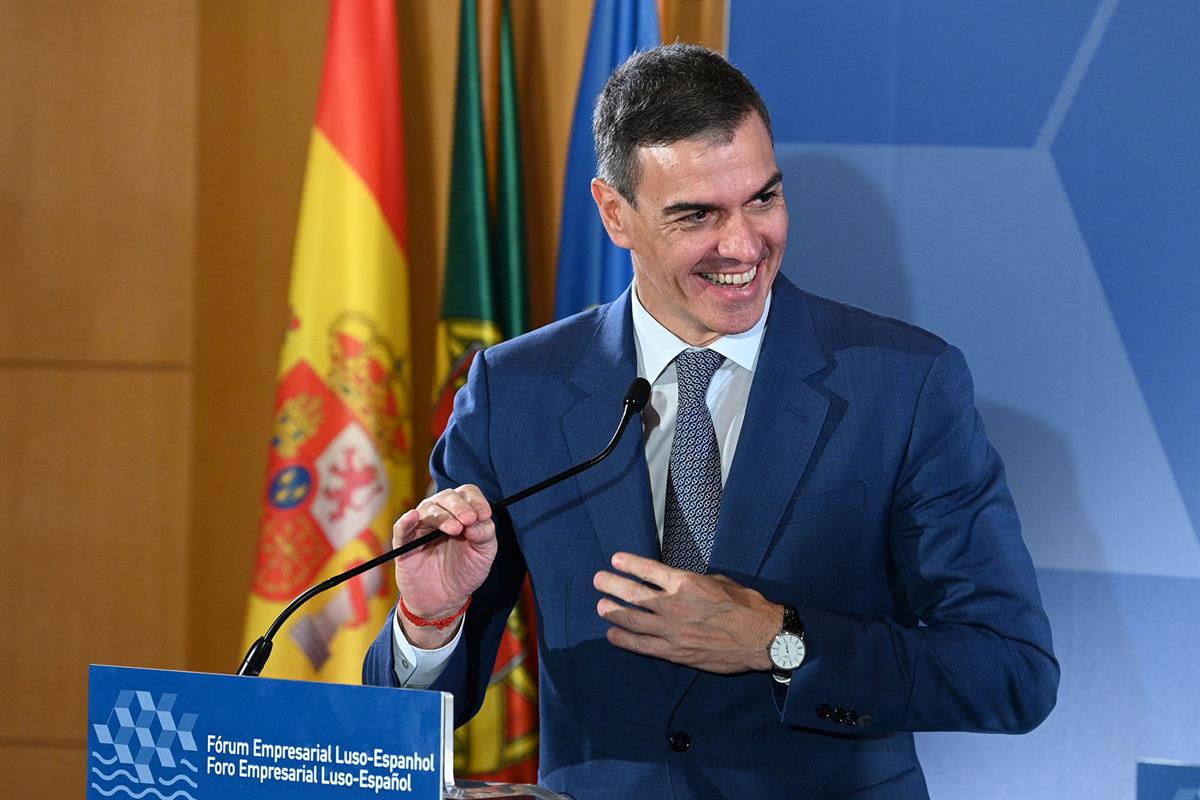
674, 349, 724, 401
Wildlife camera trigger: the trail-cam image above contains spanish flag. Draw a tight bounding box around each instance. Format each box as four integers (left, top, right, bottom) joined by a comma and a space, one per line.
241, 0, 414, 683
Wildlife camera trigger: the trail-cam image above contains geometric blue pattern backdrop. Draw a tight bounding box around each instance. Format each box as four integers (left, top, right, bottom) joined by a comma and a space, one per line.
731, 2, 1200, 797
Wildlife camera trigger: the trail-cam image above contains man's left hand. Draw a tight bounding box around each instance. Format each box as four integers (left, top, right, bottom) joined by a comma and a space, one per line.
594, 551, 781, 673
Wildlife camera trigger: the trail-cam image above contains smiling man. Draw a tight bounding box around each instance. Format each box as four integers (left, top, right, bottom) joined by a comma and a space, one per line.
364, 45, 1058, 799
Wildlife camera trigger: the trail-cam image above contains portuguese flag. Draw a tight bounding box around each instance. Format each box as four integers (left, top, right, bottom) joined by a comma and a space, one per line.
242, 0, 415, 683
434, 0, 537, 783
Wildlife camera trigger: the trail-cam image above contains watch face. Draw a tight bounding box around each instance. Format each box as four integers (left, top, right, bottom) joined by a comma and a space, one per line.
770, 632, 805, 670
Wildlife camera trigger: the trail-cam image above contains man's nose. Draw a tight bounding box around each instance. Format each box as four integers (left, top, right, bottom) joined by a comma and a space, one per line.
716, 212, 762, 263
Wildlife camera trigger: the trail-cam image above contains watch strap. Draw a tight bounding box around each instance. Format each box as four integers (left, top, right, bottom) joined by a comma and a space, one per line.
779, 603, 804, 637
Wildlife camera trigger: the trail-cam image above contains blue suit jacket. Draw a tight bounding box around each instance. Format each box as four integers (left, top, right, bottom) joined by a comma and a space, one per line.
364, 276, 1058, 799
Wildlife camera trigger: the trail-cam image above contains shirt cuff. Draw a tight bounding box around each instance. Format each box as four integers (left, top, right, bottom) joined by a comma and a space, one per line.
391, 607, 464, 688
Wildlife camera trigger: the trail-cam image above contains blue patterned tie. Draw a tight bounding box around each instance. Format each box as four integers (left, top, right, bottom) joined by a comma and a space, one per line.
661, 348, 725, 573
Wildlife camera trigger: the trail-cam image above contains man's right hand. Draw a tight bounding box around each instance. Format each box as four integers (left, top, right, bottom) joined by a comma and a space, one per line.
392, 484, 497, 649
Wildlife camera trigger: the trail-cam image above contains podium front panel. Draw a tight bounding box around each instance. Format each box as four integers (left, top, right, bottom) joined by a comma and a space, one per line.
87, 665, 451, 799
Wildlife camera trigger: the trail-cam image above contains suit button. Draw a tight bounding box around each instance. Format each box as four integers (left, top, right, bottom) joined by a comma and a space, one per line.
858, 714, 872, 728
833, 707, 847, 724
845, 710, 859, 726
816, 704, 833, 720
668, 731, 691, 752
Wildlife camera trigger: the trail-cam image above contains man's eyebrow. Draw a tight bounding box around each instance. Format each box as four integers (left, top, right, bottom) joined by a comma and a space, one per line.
660, 199, 718, 218
658, 171, 784, 218
753, 171, 784, 198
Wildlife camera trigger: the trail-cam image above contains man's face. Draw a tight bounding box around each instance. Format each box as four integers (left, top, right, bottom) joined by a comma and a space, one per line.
593, 113, 787, 346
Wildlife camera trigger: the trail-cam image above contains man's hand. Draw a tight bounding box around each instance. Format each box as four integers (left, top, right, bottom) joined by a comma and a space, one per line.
594, 552, 781, 673
393, 484, 497, 649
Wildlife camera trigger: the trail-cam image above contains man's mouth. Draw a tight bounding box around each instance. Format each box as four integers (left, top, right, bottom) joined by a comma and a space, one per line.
699, 263, 758, 286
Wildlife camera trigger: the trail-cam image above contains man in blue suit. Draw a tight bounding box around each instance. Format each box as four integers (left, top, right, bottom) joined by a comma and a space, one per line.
364, 44, 1057, 799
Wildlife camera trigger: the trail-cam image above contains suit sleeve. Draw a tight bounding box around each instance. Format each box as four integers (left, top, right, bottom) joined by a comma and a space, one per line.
361, 350, 527, 728
782, 344, 1059, 735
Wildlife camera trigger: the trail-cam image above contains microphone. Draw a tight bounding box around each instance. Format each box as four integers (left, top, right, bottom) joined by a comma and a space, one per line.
238, 377, 652, 677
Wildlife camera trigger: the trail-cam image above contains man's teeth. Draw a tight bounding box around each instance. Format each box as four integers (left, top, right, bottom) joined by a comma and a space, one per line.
701, 264, 757, 286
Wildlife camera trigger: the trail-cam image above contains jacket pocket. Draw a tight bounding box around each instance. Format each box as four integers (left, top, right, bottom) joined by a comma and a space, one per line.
781, 480, 867, 524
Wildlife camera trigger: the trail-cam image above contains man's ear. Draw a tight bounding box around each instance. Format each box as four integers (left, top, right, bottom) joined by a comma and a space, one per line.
591, 178, 634, 249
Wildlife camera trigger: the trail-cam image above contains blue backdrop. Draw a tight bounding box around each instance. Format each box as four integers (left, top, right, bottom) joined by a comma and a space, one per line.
729, 2, 1200, 798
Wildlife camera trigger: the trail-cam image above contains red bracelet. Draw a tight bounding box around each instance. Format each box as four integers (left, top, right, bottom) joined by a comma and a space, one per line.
399, 596, 471, 631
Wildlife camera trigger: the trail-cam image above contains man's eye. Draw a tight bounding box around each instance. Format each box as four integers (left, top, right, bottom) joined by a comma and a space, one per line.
754, 190, 778, 205
682, 210, 710, 224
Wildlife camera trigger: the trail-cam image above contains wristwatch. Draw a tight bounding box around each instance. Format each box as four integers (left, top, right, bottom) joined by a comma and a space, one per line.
768, 604, 806, 684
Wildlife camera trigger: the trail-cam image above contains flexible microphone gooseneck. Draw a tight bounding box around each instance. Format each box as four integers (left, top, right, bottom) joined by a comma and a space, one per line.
237, 377, 652, 677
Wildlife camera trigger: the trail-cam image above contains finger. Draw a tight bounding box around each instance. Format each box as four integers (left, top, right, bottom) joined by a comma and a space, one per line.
606, 626, 671, 659
456, 483, 493, 522
416, 496, 473, 535
460, 518, 496, 545
427, 489, 481, 528
392, 508, 420, 546
597, 598, 666, 636
593, 570, 661, 609
437, 484, 491, 521
413, 503, 461, 535
610, 551, 680, 590
392, 509, 439, 564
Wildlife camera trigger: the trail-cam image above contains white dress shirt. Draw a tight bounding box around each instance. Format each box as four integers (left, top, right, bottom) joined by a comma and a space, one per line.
393, 283, 771, 686
632, 286, 768, 542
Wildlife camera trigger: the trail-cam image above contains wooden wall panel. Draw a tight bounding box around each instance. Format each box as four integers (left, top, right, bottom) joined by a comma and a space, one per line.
0, 3, 196, 796
0, 746, 86, 799
0, 0, 196, 365
0, 369, 189, 790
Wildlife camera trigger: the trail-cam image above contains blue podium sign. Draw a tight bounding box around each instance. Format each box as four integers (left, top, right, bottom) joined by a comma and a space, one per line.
1137, 760, 1200, 800
87, 665, 451, 800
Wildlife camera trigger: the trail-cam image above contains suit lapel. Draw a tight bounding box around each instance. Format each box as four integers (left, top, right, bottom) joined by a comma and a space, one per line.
560, 289, 660, 564
707, 279, 832, 586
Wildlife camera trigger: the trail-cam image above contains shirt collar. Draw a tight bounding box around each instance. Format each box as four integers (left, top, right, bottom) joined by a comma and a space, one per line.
630, 280, 771, 382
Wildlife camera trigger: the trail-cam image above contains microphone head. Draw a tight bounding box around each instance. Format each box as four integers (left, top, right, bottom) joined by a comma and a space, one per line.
623, 377, 652, 413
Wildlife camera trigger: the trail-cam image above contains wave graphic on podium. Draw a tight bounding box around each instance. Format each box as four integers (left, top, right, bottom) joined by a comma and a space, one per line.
89, 787, 196, 800
90, 689, 200, 800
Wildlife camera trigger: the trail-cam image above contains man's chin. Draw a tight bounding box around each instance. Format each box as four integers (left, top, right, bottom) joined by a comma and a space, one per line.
703, 302, 769, 338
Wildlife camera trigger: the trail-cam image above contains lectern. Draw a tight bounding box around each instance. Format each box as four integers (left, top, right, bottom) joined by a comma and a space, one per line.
87, 665, 565, 799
